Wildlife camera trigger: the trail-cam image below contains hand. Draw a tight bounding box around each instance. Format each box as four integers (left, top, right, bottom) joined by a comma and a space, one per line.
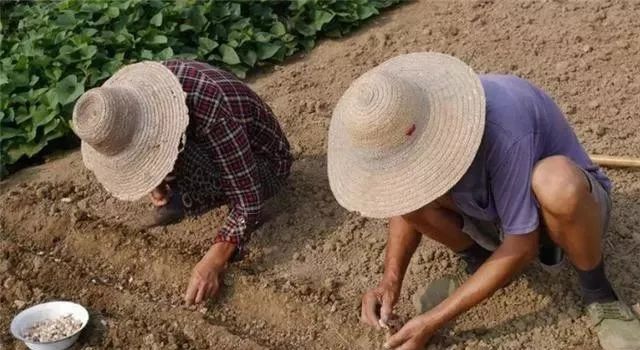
150, 181, 171, 207
184, 254, 224, 305
361, 279, 401, 328
383, 314, 437, 350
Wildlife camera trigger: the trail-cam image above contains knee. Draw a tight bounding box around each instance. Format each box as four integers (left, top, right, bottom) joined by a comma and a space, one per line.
402, 203, 443, 227
531, 156, 589, 218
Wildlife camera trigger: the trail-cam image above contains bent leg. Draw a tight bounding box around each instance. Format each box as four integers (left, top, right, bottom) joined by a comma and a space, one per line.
532, 155, 605, 270
402, 200, 491, 274
402, 202, 473, 252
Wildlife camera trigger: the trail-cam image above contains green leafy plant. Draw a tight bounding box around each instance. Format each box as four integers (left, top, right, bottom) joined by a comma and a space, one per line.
0, 0, 402, 175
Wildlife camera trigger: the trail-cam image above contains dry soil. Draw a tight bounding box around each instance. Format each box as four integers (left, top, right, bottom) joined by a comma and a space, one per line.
2, 0, 640, 349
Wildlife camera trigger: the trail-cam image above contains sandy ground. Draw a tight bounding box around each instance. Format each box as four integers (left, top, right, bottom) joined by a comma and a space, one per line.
2, 0, 640, 349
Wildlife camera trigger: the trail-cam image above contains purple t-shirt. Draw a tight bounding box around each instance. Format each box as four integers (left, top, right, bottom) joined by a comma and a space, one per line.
451, 74, 611, 235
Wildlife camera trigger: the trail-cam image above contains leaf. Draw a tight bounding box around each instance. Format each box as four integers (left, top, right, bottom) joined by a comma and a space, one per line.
155, 47, 174, 60
219, 44, 241, 65
295, 22, 316, 36
43, 118, 61, 136
150, 12, 163, 27
270, 21, 286, 36
229, 65, 248, 79
313, 10, 335, 30
0, 127, 24, 141
357, 5, 378, 19
198, 37, 218, 55
55, 13, 76, 28
55, 75, 85, 106
106, 6, 120, 18
300, 38, 315, 51
255, 42, 281, 60
79, 45, 98, 60
241, 49, 257, 67
179, 24, 195, 32
80, 3, 105, 13
150, 35, 168, 44
140, 49, 154, 60
254, 31, 273, 43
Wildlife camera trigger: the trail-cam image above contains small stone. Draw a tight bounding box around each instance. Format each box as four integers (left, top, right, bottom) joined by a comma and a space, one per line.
76, 198, 89, 211
48, 204, 60, 216
143, 333, 155, 346
555, 61, 570, 72
0, 259, 10, 273
565, 105, 577, 115
587, 100, 600, 109
71, 208, 89, 224
60, 197, 72, 203
3, 276, 16, 289
440, 259, 450, 269
581, 45, 592, 53
14, 300, 26, 309
445, 26, 459, 36
595, 125, 607, 137
616, 40, 630, 49
35, 187, 49, 200
322, 278, 338, 290
290, 142, 303, 159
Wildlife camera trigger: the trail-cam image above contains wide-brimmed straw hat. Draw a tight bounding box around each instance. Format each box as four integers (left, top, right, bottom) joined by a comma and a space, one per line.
72, 61, 189, 201
328, 52, 486, 218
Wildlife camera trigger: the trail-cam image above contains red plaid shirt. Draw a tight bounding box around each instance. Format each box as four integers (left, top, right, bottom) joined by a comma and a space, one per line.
163, 60, 292, 258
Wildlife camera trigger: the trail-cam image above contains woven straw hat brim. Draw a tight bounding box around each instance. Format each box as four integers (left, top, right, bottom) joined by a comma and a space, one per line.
328, 53, 486, 218
81, 62, 189, 201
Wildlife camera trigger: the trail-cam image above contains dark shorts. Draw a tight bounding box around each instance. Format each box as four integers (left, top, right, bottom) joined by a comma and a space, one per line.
460, 168, 611, 270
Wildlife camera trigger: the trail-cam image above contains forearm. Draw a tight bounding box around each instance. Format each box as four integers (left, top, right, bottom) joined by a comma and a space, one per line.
214, 203, 262, 260
382, 216, 422, 285
205, 241, 237, 267
429, 232, 539, 326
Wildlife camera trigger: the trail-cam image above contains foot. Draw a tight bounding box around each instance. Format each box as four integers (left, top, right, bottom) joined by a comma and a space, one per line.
588, 300, 640, 350
412, 270, 466, 314
146, 193, 185, 228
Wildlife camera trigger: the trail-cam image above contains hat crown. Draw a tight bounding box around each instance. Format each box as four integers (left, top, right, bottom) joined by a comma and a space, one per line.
339, 71, 425, 153
73, 87, 140, 156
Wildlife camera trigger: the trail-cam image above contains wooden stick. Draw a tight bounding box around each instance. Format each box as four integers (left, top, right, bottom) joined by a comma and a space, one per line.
590, 155, 640, 168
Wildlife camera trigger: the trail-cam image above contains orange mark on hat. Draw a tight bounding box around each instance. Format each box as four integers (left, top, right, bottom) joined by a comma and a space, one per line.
405, 124, 416, 136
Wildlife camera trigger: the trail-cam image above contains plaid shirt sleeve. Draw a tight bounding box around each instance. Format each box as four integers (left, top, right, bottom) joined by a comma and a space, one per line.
204, 116, 263, 258
163, 59, 289, 260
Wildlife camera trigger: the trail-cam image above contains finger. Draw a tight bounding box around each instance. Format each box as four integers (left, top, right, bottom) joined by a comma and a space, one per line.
208, 280, 220, 298
195, 284, 207, 304
361, 293, 381, 327
184, 279, 198, 306
395, 340, 421, 350
149, 192, 167, 207
380, 292, 396, 322
383, 325, 412, 349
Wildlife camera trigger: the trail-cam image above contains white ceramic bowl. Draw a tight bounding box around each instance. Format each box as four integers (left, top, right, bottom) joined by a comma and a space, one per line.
10, 301, 90, 350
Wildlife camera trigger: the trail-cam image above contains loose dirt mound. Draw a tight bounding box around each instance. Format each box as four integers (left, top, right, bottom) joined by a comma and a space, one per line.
2, 1, 640, 349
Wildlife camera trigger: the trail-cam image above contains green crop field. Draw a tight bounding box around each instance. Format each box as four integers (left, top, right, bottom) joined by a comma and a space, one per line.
0, 0, 401, 176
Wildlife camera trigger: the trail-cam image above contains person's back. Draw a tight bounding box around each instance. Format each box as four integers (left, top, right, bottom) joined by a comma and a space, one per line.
452, 74, 611, 232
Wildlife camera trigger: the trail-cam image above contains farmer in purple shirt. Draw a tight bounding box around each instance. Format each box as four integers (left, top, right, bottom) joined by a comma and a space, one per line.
327, 52, 640, 350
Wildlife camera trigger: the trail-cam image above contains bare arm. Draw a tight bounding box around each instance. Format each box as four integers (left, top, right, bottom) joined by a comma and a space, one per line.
383, 216, 422, 287
385, 231, 539, 349
433, 231, 538, 318
362, 216, 422, 327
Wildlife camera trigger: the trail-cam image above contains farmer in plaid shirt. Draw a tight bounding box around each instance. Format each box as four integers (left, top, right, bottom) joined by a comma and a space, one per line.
72, 60, 292, 305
